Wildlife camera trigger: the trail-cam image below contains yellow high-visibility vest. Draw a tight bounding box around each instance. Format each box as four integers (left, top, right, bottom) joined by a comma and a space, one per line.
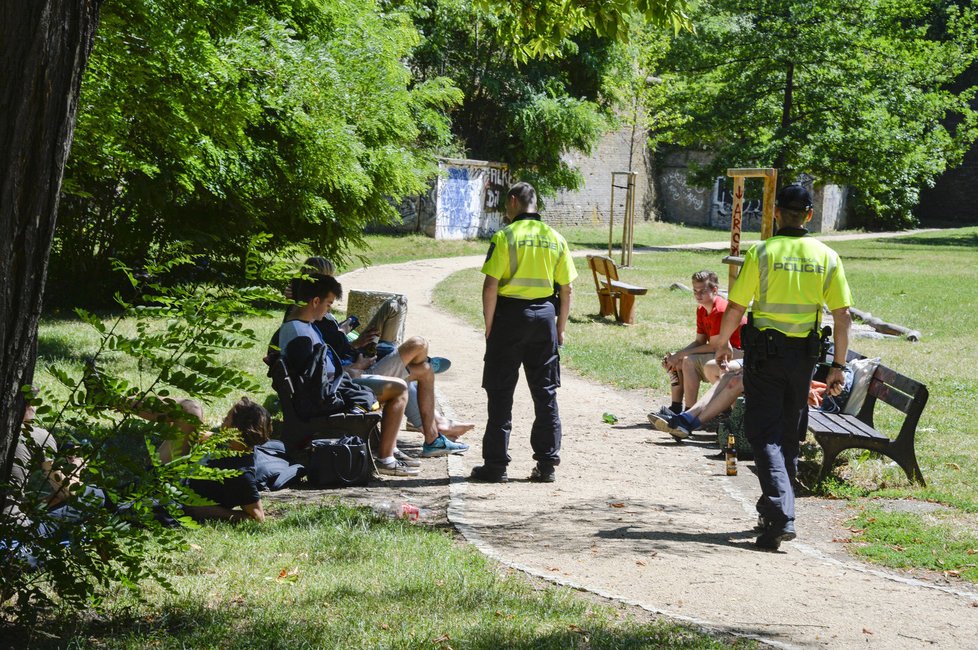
481, 215, 577, 299
730, 232, 852, 337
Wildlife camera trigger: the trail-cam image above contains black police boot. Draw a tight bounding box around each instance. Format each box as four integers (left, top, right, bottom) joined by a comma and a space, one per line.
529, 464, 556, 483
755, 519, 796, 551
470, 465, 508, 483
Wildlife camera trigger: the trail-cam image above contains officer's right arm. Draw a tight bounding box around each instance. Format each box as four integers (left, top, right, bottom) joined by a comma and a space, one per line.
714, 301, 748, 369
826, 307, 852, 396
483, 276, 499, 339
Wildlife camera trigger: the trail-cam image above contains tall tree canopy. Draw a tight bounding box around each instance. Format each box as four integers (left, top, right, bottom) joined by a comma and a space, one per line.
653, 0, 978, 227
405, 0, 635, 195
51, 0, 461, 305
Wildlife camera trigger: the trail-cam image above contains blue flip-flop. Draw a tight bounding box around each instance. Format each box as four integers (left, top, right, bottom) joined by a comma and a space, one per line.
429, 356, 451, 374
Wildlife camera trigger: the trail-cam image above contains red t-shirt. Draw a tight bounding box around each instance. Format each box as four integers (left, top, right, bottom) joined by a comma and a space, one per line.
696, 295, 744, 349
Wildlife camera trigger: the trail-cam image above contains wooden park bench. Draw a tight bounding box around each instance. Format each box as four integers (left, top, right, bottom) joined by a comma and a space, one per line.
808, 349, 929, 485
586, 254, 648, 324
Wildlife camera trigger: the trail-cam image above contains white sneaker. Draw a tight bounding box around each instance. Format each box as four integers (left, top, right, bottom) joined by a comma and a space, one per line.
376, 458, 420, 477
393, 449, 421, 468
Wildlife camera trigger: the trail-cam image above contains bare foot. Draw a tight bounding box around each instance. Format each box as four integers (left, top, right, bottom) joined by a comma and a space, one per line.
440, 419, 475, 440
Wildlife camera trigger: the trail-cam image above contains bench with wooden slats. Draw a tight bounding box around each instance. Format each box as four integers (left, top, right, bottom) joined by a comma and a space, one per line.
809, 349, 928, 485
586, 254, 648, 324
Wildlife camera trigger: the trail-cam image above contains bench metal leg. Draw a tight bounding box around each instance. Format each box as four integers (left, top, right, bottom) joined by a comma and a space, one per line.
888, 446, 926, 487
816, 438, 845, 485
816, 436, 926, 486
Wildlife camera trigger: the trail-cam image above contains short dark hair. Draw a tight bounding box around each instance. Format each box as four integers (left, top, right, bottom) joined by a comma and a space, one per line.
226, 397, 272, 447
302, 256, 335, 276
507, 182, 537, 211
295, 273, 342, 302
691, 270, 719, 291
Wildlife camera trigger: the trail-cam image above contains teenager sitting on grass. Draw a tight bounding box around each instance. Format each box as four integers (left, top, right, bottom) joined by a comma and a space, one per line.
85, 367, 273, 523
282, 258, 470, 458
4, 392, 92, 532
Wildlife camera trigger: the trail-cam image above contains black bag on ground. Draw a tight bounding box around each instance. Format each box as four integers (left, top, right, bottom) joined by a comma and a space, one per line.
307, 436, 372, 487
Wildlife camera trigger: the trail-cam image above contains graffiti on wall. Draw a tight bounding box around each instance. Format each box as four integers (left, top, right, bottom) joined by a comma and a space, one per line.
434, 161, 510, 239
484, 166, 512, 211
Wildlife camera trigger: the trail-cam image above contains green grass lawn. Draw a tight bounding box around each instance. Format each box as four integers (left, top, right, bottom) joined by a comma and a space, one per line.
434, 226, 978, 580
25, 229, 756, 647
7, 503, 747, 649
353, 222, 757, 273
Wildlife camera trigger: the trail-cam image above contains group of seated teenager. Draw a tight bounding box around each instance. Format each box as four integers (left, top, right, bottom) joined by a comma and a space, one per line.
5, 257, 474, 539
270, 257, 472, 477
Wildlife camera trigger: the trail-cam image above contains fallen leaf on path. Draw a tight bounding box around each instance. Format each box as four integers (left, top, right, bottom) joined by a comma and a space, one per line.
609, 502, 625, 508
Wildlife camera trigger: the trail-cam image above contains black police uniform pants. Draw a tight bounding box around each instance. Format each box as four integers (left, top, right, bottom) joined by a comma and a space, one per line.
482, 297, 561, 472
743, 345, 815, 527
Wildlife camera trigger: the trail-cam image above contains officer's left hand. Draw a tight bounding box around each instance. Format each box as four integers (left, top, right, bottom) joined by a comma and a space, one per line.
715, 341, 733, 370
826, 367, 846, 396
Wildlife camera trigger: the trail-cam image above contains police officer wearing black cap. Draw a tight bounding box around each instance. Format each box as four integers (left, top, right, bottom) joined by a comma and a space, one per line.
470, 182, 577, 484
714, 183, 853, 550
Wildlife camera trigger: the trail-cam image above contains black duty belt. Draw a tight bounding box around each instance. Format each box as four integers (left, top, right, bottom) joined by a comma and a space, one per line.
497, 295, 555, 306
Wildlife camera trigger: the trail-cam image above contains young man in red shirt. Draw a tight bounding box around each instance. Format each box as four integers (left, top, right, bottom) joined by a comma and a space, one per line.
655, 270, 745, 418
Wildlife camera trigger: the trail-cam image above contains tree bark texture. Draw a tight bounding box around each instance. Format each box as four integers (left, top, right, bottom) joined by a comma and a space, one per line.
0, 0, 102, 501
774, 60, 794, 173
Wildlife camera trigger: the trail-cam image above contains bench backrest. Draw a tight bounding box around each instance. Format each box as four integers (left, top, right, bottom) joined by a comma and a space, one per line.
587, 254, 620, 289
269, 356, 304, 427
829, 348, 928, 434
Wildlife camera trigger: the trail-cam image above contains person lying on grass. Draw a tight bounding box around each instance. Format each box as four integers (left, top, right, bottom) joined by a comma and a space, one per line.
3, 390, 96, 533
87, 375, 271, 524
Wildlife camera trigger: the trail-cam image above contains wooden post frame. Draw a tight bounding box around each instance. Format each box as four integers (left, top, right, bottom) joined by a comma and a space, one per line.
724, 168, 777, 290
610, 171, 637, 266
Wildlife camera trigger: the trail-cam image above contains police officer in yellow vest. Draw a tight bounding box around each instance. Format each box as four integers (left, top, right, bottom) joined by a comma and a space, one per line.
470, 182, 577, 483
715, 184, 852, 550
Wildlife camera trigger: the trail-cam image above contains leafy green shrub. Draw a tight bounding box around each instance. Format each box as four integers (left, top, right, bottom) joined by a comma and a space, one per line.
1, 245, 285, 619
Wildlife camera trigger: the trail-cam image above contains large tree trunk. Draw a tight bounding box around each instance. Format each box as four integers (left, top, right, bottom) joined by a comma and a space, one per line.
0, 0, 103, 503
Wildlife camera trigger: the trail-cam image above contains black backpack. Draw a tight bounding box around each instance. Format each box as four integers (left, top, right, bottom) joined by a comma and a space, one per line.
307, 436, 372, 487
286, 339, 376, 420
